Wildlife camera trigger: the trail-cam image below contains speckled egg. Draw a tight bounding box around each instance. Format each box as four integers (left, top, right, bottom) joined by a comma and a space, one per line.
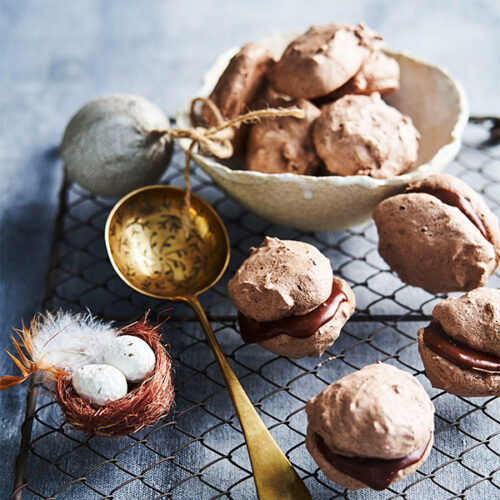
104, 335, 156, 383
72, 364, 128, 406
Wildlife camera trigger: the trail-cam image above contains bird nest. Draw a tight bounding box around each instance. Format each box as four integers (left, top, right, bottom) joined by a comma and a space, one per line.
55, 318, 175, 437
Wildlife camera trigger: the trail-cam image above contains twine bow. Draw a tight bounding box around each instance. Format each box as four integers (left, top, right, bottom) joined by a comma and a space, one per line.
159, 97, 306, 235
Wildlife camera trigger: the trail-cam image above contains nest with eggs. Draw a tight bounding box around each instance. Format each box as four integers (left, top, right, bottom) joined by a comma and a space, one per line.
0, 311, 175, 437
56, 318, 175, 436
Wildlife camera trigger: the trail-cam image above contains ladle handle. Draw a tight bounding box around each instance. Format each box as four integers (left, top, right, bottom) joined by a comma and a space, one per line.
187, 297, 312, 500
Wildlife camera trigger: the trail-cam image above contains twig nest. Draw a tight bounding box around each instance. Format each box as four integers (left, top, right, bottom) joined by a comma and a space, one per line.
0, 311, 174, 436
56, 318, 175, 437
60, 94, 173, 197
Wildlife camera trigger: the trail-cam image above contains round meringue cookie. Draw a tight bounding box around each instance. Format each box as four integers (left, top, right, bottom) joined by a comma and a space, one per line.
228, 237, 355, 358
418, 288, 500, 397
245, 98, 321, 175
201, 42, 274, 155
312, 51, 400, 107
306, 363, 434, 490
202, 42, 273, 124
345, 50, 400, 95
269, 23, 382, 99
229, 237, 334, 321
334, 51, 400, 99
313, 93, 420, 178
373, 173, 500, 293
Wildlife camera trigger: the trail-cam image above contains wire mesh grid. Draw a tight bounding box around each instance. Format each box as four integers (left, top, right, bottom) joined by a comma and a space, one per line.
11, 118, 500, 500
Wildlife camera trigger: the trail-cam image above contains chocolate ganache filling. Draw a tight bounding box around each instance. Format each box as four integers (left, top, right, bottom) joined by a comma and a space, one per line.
422, 321, 500, 373
314, 432, 432, 490
238, 281, 347, 343
408, 186, 490, 241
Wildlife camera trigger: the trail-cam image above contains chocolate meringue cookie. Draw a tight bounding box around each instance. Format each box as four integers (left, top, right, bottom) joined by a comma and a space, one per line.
228, 237, 355, 358
306, 363, 434, 490
313, 93, 420, 178
245, 98, 322, 175
373, 174, 500, 293
418, 288, 500, 397
269, 23, 382, 99
343, 50, 399, 95
315, 51, 399, 105
202, 42, 274, 155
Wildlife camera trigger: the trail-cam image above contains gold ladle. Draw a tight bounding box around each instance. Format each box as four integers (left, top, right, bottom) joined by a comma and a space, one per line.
105, 185, 311, 500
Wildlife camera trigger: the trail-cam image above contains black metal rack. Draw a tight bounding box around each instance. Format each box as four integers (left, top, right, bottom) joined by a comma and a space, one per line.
12, 118, 500, 499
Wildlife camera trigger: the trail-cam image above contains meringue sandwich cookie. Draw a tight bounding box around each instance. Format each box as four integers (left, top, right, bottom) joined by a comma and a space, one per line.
269, 23, 382, 99
245, 98, 322, 175
201, 42, 274, 155
228, 237, 355, 358
306, 363, 434, 491
313, 93, 420, 178
418, 288, 500, 397
373, 173, 500, 293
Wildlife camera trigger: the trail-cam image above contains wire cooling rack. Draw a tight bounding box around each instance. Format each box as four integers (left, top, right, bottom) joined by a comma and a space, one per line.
11, 118, 500, 500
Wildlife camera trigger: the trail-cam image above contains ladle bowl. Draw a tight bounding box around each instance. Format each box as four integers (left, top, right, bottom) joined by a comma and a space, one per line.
105, 185, 229, 300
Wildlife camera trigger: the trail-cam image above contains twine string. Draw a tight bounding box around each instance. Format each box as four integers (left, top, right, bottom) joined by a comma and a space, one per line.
155, 97, 306, 236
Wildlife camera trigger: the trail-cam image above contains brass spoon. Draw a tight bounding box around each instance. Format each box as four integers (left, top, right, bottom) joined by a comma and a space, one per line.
105, 185, 311, 500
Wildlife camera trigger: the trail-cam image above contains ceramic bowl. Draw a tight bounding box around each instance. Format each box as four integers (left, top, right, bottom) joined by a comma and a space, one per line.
176, 31, 468, 231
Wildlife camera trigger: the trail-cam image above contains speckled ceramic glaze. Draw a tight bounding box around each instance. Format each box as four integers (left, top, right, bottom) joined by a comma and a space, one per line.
176, 31, 468, 231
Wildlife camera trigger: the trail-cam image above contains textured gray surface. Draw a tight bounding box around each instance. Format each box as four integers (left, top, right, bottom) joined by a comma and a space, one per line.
0, 0, 499, 498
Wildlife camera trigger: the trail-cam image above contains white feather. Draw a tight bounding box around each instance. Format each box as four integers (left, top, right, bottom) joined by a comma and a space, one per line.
31, 311, 119, 373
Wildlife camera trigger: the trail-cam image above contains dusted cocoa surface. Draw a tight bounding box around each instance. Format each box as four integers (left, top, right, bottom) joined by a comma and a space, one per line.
229, 237, 355, 358
313, 93, 420, 178
306, 363, 434, 459
408, 173, 500, 264
373, 174, 500, 293
269, 23, 382, 99
177, 30, 468, 231
228, 236, 334, 322
203, 43, 274, 125
313, 50, 400, 105
202, 42, 274, 155
245, 98, 322, 175
305, 363, 434, 489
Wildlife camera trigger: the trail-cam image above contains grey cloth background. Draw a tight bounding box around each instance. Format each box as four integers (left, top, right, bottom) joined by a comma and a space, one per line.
0, 0, 499, 497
